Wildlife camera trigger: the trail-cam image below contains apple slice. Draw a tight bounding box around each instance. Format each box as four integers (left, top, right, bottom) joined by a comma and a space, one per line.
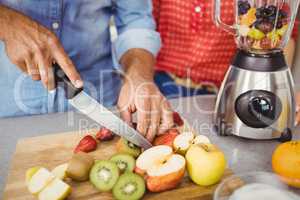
173, 132, 194, 155
135, 145, 185, 192
135, 145, 173, 176
38, 178, 71, 200
51, 163, 68, 180
27, 168, 55, 195
26, 167, 41, 185
147, 154, 186, 192
192, 135, 210, 145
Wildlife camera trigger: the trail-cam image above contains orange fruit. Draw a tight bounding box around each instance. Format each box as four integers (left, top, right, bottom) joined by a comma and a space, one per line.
272, 141, 300, 188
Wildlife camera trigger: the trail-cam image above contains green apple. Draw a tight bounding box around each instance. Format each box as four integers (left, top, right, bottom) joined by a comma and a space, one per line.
51, 163, 68, 180
27, 168, 55, 195
38, 178, 71, 200
186, 143, 226, 186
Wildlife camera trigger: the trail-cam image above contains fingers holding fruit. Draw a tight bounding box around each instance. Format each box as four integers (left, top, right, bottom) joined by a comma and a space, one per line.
158, 100, 174, 135
118, 79, 174, 142
146, 100, 162, 142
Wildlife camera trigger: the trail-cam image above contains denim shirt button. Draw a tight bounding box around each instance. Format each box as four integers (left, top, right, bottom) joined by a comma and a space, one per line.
52, 22, 59, 30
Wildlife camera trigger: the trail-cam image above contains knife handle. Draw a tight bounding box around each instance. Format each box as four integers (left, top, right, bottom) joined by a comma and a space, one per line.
53, 63, 83, 99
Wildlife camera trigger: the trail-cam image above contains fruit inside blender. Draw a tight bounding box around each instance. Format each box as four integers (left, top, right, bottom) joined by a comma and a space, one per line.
237, 0, 291, 53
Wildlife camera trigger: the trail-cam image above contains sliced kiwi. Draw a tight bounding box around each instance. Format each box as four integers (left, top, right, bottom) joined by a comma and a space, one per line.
110, 153, 136, 173
113, 172, 145, 200
89, 160, 119, 192
116, 138, 141, 158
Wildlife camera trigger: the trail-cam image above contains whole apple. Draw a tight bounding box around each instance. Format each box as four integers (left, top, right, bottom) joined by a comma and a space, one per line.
186, 143, 226, 186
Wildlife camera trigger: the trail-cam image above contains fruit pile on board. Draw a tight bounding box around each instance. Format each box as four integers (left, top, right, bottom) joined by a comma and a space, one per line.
25, 112, 227, 200
238, 0, 290, 51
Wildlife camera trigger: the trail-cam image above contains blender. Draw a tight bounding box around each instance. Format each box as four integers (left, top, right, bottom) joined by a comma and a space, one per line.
213, 0, 300, 141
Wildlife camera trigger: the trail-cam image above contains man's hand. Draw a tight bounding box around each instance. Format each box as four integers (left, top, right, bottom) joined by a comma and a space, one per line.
117, 49, 174, 142
0, 5, 83, 90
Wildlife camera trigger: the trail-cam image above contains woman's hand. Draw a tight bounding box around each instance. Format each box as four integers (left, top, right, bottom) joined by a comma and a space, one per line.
0, 5, 83, 90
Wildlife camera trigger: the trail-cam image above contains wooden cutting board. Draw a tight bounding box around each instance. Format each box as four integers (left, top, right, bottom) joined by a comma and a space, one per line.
3, 130, 232, 200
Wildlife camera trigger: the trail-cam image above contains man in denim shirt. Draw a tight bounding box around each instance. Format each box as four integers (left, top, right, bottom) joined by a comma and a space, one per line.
0, 1, 173, 141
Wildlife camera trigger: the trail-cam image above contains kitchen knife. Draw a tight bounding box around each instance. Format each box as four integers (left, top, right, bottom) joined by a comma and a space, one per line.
53, 63, 152, 149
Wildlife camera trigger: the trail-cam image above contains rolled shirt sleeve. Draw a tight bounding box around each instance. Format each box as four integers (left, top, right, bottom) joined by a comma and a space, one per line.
112, 0, 161, 67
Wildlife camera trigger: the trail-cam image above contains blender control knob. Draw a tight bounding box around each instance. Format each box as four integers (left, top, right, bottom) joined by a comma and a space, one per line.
235, 90, 282, 128
248, 97, 273, 121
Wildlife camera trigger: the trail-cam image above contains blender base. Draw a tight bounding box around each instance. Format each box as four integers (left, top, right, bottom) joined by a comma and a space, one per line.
214, 50, 295, 142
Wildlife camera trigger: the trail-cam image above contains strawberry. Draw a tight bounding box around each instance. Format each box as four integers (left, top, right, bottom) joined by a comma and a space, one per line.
74, 135, 97, 153
173, 112, 184, 126
96, 127, 115, 141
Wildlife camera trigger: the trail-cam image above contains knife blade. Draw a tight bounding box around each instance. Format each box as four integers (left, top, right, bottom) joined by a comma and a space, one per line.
53, 63, 152, 149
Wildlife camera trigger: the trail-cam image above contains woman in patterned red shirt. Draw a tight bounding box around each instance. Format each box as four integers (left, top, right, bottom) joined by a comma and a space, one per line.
153, 0, 298, 99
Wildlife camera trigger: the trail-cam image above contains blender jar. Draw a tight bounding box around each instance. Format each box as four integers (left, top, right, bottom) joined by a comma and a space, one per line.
213, 0, 300, 54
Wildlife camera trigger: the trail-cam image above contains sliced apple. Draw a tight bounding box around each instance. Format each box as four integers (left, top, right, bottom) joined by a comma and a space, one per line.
38, 178, 71, 200
26, 167, 41, 185
173, 132, 211, 155
27, 168, 55, 195
173, 132, 194, 155
51, 163, 68, 180
135, 145, 173, 176
192, 135, 211, 145
135, 145, 185, 192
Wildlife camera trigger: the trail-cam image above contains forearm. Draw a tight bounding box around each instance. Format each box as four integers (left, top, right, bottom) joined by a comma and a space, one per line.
120, 48, 155, 81
284, 39, 296, 67
0, 5, 9, 40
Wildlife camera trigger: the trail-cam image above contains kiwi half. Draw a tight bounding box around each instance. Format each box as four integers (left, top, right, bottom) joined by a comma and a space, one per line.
116, 138, 141, 158
113, 172, 145, 200
110, 153, 136, 173
89, 160, 119, 192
